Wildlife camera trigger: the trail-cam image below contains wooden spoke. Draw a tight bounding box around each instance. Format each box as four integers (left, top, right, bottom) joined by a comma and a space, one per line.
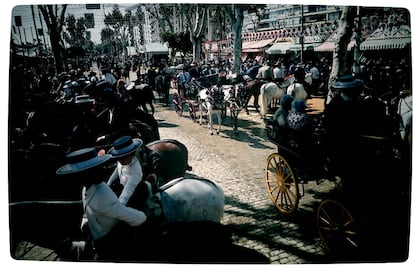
265, 153, 299, 215
317, 199, 359, 251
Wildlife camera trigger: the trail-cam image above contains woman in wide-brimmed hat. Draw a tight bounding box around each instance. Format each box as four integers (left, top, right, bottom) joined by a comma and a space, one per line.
56, 147, 147, 260
107, 136, 162, 217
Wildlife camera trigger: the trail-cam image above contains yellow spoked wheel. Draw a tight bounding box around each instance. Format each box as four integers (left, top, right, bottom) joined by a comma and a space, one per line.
317, 199, 359, 251
265, 153, 299, 215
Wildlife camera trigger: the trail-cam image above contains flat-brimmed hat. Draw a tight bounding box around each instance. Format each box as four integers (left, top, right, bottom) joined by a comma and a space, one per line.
107, 136, 143, 158
332, 75, 364, 89
56, 148, 112, 175
74, 94, 95, 104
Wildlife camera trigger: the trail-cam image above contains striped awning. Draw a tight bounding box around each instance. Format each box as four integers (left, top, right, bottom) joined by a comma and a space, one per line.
360, 37, 411, 50
242, 39, 275, 53
290, 43, 317, 51
360, 24, 411, 50
314, 40, 356, 52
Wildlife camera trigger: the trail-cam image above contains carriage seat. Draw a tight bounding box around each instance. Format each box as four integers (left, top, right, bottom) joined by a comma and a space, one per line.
264, 118, 289, 145
266, 116, 317, 153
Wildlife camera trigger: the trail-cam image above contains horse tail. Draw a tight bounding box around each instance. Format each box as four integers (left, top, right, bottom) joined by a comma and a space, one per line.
259, 84, 268, 118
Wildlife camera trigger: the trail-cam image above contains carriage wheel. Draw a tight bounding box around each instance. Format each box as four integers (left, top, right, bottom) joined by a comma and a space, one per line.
172, 93, 183, 116
317, 199, 359, 251
189, 102, 197, 122
265, 153, 299, 215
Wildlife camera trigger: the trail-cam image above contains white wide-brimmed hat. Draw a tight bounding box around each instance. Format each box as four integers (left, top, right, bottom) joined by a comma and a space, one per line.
107, 136, 143, 158
56, 148, 112, 175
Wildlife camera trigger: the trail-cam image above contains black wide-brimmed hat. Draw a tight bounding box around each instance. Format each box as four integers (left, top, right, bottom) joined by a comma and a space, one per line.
56, 148, 112, 175
107, 136, 143, 158
332, 75, 364, 89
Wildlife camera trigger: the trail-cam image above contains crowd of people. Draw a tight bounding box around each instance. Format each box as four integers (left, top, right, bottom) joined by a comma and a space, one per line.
9, 42, 412, 260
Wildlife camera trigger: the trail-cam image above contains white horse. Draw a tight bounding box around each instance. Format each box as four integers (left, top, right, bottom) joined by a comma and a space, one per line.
198, 86, 224, 135
159, 176, 225, 223
259, 82, 286, 118
259, 73, 312, 118
9, 176, 225, 255
287, 82, 308, 100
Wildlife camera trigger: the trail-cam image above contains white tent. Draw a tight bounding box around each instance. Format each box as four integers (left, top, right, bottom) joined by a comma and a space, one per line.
265, 37, 295, 55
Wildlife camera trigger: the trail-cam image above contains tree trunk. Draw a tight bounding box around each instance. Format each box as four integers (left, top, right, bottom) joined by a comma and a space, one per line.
225, 5, 244, 76
326, 6, 356, 105
38, 4, 67, 74
232, 10, 243, 75
49, 31, 65, 73
193, 39, 202, 62
183, 4, 207, 63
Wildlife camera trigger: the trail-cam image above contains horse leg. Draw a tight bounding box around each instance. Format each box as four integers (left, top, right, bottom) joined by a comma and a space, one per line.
259, 92, 267, 119
217, 111, 221, 135
250, 93, 258, 113
149, 101, 155, 114
140, 104, 149, 114
232, 108, 239, 132
244, 99, 250, 115
164, 86, 170, 105
199, 104, 204, 126
208, 111, 214, 135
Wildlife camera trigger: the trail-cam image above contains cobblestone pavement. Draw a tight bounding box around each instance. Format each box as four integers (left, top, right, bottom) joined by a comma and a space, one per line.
12, 72, 338, 263
153, 89, 336, 264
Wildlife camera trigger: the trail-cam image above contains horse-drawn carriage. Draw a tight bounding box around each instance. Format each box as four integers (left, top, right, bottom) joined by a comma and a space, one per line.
172, 73, 251, 134
264, 76, 411, 261
172, 74, 218, 122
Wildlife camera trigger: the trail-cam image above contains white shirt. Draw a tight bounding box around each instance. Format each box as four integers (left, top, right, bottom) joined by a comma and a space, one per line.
107, 156, 143, 205
273, 67, 284, 79
256, 65, 272, 79
82, 182, 146, 240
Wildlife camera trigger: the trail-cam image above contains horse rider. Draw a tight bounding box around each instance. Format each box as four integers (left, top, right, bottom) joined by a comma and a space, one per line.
256, 60, 273, 82
101, 68, 117, 89
246, 61, 261, 80
56, 147, 147, 261
287, 66, 309, 100
273, 61, 285, 85
107, 136, 162, 218
177, 67, 191, 97
202, 63, 217, 76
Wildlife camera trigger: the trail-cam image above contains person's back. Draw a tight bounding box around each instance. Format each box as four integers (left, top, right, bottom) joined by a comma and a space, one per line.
287, 99, 312, 151
256, 62, 272, 81
323, 75, 365, 183
56, 148, 147, 260
272, 95, 294, 143
273, 63, 284, 82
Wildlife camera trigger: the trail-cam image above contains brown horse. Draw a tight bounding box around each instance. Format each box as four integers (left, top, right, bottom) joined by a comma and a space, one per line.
145, 139, 193, 186
244, 79, 266, 115
127, 82, 156, 114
